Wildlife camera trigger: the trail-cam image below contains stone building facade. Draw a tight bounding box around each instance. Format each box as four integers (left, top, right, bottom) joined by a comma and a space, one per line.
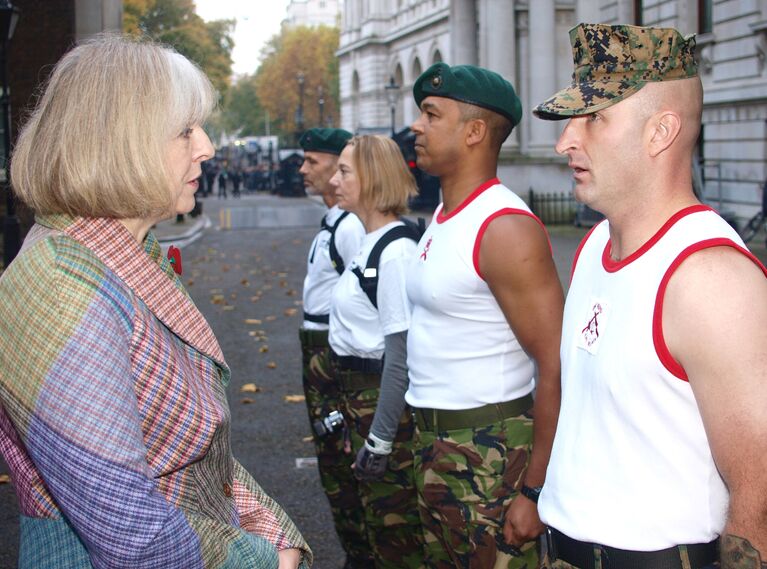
337, 0, 767, 221
286, 0, 342, 27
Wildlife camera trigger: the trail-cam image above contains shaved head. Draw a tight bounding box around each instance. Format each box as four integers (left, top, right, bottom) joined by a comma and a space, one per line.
634, 76, 703, 151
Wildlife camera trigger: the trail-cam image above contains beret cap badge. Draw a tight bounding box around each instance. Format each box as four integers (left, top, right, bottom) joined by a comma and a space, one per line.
431, 75, 442, 89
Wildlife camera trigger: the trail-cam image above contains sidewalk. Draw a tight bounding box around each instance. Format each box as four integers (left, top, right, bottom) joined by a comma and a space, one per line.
152, 213, 210, 246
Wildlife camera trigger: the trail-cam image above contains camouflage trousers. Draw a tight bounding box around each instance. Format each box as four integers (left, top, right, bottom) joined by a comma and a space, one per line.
336, 366, 426, 569
299, 329, 373, 567
413, 413, 538, 569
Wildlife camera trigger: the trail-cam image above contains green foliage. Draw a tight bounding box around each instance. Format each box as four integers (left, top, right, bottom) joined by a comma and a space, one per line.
122, 0, 234, 97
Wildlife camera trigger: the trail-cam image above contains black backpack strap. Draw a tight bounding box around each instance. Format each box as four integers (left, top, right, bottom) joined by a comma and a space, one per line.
326, 210, 351, 275
352, 224, 420, 309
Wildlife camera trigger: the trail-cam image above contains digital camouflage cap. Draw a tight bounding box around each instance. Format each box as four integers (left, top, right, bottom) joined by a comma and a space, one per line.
534, 23, 698, 120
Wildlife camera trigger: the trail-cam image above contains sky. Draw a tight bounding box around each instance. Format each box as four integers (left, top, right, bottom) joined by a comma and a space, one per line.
194, 0, 292, 76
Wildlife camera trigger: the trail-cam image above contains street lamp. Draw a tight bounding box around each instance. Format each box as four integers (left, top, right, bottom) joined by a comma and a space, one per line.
385, 76, 400, 137
294, 72, 305, 145
0, 0, 19, 267
317, 85, 325, 127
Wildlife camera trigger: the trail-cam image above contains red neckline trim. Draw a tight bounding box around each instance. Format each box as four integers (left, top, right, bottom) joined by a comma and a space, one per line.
436, 177, 500, 224
602, 204, 713, 272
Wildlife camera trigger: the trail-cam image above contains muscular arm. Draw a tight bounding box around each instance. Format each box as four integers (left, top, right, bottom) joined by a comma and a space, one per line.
477, 213, 564, 545
664, 246, 767, 562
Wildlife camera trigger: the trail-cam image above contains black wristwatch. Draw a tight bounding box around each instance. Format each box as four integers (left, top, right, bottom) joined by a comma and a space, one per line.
520, 485, 543, 504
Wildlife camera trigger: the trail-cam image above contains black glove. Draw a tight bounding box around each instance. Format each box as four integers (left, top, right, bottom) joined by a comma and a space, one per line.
354, 440, 390, 481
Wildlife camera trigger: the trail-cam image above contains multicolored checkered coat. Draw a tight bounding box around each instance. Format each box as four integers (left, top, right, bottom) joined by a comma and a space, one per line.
0, 215, 311, 568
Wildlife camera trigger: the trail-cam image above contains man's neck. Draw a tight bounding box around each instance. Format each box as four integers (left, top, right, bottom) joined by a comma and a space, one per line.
440, 168, 498, 215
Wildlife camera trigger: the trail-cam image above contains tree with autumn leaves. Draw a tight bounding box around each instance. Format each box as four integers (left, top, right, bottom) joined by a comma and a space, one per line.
123, 0, 235, 97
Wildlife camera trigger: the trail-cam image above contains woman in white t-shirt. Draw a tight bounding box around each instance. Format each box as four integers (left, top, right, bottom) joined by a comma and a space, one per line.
327, 135, 425, 568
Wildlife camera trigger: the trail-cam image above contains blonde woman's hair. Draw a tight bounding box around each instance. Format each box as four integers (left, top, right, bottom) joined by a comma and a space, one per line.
11, 34, 217, 218
347, 135, 418, 216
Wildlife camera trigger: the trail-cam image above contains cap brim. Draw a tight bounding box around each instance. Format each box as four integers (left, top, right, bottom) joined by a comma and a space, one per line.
533, 81, 645, 120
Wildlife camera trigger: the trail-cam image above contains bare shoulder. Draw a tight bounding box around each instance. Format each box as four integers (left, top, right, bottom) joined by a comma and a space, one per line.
480, 212, 550, 266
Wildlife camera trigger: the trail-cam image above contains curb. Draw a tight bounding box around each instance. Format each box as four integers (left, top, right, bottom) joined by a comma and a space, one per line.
156, 215, 211, 246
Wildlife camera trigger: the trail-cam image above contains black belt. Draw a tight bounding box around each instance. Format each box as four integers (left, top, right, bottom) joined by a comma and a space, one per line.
546, 527, 718, 569
303, 311, 329, 324
330, 351, 383, 375
413, 394, 533, 432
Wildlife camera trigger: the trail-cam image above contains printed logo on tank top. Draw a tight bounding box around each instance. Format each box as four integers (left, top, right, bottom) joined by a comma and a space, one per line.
578, 299, 609, 354
419, 236, 433, 261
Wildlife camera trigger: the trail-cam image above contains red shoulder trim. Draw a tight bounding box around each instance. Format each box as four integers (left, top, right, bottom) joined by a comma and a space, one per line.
473, 208, 548, 280
436, 177, 500, 224
653, 238, 767, 381
603, 204, 712, 273
570, 221, 604, 286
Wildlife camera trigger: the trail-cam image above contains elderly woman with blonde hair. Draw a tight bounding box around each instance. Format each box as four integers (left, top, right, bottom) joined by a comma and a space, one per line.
327, 135, 426, 568
0, 35, 310, 568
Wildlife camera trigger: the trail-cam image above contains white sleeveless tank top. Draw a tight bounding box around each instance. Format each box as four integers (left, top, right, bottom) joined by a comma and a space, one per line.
405, 178, 540, 410
539, 205, 765, 550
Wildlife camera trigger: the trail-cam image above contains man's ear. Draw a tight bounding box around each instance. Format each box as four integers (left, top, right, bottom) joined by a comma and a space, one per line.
465, 119, 488, 148
648, 111, 681, 157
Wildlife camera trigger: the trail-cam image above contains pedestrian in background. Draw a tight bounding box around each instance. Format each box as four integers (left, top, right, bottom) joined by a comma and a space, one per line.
218, 163, 229, 198
297, 127, 370, 568
328, 135, 426, 569
405, 63, 564, 568
534, 23, 767, 569
1, 34, 310, 569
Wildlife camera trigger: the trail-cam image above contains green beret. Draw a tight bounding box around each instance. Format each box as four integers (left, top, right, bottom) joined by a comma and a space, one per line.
299, 128, 353, 155
413, 63, 522, 127
534, 23, 698, 120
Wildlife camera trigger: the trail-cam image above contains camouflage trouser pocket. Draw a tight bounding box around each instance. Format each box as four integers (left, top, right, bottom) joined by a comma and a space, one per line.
415, 417, 537, 568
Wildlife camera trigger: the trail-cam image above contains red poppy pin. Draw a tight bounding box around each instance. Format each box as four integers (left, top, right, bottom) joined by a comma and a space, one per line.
167, 246, 183, 275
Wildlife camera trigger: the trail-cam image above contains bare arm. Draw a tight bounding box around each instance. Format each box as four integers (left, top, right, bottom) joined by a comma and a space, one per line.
478, 213, 564, 545
664, 246, 767, 561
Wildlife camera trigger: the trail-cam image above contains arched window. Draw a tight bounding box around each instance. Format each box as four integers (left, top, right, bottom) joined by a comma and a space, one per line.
432, 50, 443, 64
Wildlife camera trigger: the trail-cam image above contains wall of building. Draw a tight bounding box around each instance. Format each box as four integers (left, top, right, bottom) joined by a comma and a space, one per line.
338, 0, 767, 220
287, 0, 342, 27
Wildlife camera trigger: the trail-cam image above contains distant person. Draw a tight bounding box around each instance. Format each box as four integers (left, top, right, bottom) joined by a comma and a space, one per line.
1, 35, 310, 568
534, 23, 767, 569
405, 63, 564, 568
328, 135, 426, 568
231, 167, 242, 198
297, 127, 370, 568
218, 165, 228, 198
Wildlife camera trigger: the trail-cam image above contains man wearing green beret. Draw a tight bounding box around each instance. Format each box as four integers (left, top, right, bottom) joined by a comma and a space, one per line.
401, 62, 565, 568
534, 23, 767, 569
297, 127, 371, 568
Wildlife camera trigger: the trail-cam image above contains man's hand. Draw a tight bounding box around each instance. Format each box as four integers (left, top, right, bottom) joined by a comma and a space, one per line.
353, 445, 388, 481
503, 494, 545, 546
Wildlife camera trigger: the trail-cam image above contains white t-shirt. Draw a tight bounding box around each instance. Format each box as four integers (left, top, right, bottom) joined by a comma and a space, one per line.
302, 205, 365, 330
329, 221, 417, 359
540, 205, 764, 550
405, 179, 538, 410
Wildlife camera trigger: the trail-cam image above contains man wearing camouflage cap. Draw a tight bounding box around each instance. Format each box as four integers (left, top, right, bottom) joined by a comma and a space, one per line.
398, 62, 565, 568
297, 127, 370, 568
535, 24, 767, 569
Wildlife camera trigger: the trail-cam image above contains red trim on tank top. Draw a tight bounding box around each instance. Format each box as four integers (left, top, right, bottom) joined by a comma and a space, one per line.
602, 204, 713, 273
570, 221, 604, 286
436, 177, 500, 224
473, 208, 549, 280
653, 238, 767, 381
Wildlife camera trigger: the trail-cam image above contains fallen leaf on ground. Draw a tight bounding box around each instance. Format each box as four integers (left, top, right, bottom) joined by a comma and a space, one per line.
259, 346, 269, 353
244, 319, 262, 325
302, 435, 313, 442
294, 300, 303, 306
241, 383, 261, 393
222, 305, 235, 311
241, 398, 254, 405
186, 280, 194, 286
265, 315, 277, 322
211, 294, 225, 304
210, 288, 223, 294
262, 284, 273, 290
267, 361, 277, 369
241, 279, 250, 287
0, 474, 10, 484
284, 394, 305, 403
284, 308, 298, 317
279, 280, 288, 288
230, 293, 237, 299
286, 289, 297, 297
250, 296, 261, 302
222, 265, 230, 272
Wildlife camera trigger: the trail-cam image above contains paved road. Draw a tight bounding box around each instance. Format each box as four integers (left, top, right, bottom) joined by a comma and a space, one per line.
0, 191, 587, 569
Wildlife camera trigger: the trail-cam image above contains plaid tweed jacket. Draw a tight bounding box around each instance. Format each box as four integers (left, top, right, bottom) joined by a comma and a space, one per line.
0, 215, 311, 568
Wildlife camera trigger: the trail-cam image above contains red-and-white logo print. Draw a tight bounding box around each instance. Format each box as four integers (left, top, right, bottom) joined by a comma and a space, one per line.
420, 236, 433, 261
578, 299, 609, 354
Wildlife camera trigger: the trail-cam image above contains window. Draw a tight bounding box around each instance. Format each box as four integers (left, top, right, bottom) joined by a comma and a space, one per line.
698, 0, 713, 34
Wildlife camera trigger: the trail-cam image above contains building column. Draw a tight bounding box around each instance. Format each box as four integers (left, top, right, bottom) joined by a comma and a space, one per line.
450, 0, 478, 65
528, 0, 558, 155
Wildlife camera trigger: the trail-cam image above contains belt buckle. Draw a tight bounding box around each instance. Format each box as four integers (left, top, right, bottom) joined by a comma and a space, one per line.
544, 527, 558, 562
